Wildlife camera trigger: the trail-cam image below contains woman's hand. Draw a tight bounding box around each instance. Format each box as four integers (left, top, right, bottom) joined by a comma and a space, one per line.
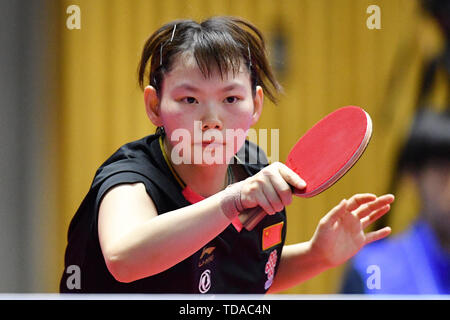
239, 162, 306, 214
309, 193, 395, 268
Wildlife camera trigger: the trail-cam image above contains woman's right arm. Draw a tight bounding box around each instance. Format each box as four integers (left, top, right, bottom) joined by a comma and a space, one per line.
98, 182, 234, 283
98, 162, 306, 283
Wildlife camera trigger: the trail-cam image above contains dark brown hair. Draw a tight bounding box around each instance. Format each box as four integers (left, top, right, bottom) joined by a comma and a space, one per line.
137, 16, 282, 103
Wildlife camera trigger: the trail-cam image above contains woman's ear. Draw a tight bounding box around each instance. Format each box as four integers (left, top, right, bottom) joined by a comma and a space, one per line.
251, 86, 264, 125
144, 85, 163, 126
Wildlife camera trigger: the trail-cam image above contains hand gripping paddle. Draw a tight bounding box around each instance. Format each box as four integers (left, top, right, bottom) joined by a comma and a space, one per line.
241, 106, 373, 231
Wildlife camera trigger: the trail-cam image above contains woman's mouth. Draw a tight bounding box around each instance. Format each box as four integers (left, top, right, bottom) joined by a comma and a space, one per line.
201, 141, 224, 148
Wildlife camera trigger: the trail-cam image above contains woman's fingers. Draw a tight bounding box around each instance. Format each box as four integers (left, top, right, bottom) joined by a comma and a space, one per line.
276, 163, 306, 191
265, 165, 297, 207
320, 199, 348, 226
241, 162, 306, 214
261, 182, 283, 214
361, 204, 391, 229
345, 193, 377, 212
354, 194, 395, 219
324, 193, 395, 227
365, 226, 392, 245
257, 189, 277, 215
325, 194, 375, 225
260, 163, 301, 214
272, 162, 307, 211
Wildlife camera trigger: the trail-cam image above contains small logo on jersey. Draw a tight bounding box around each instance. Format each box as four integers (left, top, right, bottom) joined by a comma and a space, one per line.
198, 246, 215, 267
262, 221, 284, 251
199, 269, 212, 293
264, 250, 278, 290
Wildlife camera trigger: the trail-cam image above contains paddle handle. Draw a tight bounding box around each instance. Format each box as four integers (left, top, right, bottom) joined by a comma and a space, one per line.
241, 207, 267, 231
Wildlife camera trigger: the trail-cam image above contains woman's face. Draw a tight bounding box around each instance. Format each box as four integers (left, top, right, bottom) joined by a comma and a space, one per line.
153, 53, 263, 166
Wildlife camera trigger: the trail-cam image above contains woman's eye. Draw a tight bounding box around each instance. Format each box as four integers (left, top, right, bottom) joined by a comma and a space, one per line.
224, 96, 240, 104
181, 97, 198, 104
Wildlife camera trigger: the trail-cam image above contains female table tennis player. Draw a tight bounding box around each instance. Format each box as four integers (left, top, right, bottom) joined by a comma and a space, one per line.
60, 16, 394, 293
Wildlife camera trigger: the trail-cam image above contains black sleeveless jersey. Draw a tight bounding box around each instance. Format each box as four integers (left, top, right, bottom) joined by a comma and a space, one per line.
60, 133, 287, 293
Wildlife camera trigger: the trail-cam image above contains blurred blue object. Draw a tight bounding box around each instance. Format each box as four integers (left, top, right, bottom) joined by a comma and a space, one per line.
341, 220, 450, 294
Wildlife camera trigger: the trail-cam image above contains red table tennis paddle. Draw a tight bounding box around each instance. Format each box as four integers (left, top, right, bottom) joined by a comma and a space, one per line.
241, 106, 372, 231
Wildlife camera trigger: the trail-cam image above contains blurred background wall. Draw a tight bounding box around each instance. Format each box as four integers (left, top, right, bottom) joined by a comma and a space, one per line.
0, 0, 447, 293
0, 0, 60, 292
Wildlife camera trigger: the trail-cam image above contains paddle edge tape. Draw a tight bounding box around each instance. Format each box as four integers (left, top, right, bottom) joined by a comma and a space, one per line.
294, 108, 373, 198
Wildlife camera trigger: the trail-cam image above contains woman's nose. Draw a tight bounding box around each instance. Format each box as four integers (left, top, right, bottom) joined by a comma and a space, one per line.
202, 119, 222, 131
201, 105, 223, 131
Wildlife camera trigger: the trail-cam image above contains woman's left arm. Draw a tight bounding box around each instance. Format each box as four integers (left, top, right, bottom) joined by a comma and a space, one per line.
267, 193, 394, 293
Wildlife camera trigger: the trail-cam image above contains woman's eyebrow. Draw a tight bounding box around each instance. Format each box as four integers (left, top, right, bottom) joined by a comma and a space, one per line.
172, 82, 246, 94
172, 83, 200, 93
220, 83, 246, 92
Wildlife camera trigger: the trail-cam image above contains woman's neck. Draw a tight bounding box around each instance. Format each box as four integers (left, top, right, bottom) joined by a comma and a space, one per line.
163, 137, 229, 197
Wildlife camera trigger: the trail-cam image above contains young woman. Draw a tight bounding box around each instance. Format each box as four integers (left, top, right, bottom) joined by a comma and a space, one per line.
60, 16, 394, 293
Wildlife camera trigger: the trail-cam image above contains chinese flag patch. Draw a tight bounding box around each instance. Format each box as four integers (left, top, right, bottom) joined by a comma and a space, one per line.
262, 222, 284, 251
